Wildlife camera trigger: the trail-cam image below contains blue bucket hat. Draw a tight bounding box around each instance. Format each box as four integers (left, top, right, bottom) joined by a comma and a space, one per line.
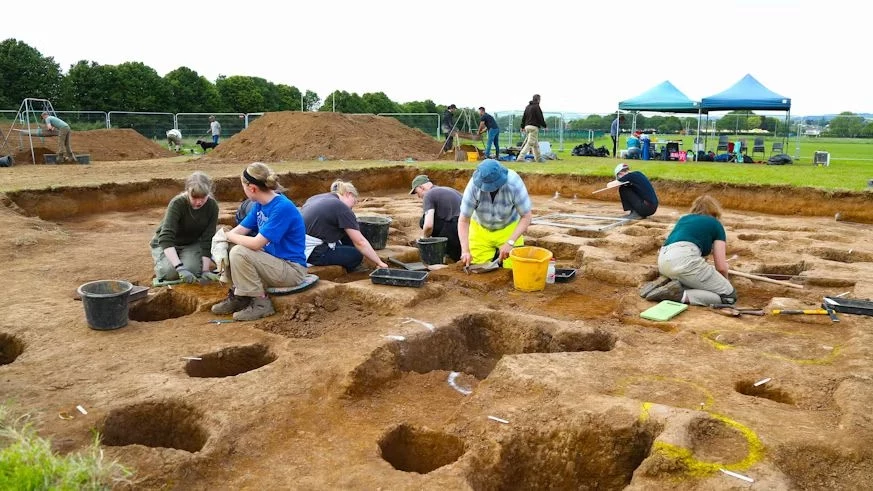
473, 159, 508, 192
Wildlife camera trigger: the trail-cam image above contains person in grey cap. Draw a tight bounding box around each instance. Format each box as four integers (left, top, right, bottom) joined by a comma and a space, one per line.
458, 159, 532, 268
410, 174, 463, 261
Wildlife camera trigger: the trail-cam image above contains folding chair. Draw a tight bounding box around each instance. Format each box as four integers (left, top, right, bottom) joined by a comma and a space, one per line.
771, 141, 784, 156
716, 134, 729, 153
751, 137, 765, 159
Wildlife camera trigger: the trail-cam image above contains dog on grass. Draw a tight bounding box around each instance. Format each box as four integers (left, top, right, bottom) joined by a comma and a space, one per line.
196, 139, 219, 152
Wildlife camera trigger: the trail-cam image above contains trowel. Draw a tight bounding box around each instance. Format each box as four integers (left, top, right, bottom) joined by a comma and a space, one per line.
388, 257, 428, 272
464, 259, 501, 274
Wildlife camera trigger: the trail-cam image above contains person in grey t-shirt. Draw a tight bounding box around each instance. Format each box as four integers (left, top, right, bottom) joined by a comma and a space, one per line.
409, 174, 462, 261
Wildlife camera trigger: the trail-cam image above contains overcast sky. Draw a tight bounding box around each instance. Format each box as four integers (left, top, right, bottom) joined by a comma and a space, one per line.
5, 0, 865, 116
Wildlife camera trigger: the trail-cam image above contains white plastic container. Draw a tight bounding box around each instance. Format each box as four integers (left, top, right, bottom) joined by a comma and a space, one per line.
546, 259, 556, 284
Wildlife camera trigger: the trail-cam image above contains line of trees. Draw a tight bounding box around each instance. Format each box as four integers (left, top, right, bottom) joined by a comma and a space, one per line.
0, 38, 440, 116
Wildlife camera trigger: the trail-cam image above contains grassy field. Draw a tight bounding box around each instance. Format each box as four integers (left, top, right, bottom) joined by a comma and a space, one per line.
439, 134, 873, 191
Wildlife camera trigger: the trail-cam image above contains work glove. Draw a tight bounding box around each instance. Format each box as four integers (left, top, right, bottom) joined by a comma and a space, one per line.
200, 271, 222, 283
211, 228, 229, 273
177, 267, 197, 284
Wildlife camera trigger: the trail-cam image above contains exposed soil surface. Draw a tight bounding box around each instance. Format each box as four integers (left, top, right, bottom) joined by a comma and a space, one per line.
1, 126, 175, 164
207, 112, 443, 162
1, 120, 873, 490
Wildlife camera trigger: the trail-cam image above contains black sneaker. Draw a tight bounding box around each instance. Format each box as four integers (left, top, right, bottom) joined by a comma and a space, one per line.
645, 280, 684, 302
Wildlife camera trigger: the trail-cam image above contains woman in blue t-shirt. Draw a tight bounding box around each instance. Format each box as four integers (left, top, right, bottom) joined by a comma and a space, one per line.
642, 195, 736, 306
211, 162, 308, 321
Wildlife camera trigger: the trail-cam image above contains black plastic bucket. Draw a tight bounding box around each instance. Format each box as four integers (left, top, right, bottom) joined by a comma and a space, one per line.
417, 237, 448, 265
77, 280, 133, 330
358, 216, 392, 250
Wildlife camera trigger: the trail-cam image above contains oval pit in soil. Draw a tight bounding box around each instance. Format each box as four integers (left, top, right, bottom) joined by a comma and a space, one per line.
345, 311, 616, 397
128, 288, 199, 322
0, 333, 25, 365
100, 400, 209, 453
378, 424, 465, 474
185, 344, 277, 378
468, 418, 658, 490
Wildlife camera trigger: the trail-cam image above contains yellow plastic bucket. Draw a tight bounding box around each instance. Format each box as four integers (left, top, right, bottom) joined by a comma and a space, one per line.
509, 246, 553, 292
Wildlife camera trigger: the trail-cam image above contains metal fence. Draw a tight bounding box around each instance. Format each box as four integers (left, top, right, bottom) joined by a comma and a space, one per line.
378, 113, 440, 139
175, 112, 252, 141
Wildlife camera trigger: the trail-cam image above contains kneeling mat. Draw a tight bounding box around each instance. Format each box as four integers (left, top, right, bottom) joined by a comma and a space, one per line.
640, 300, 688, 321
266, 274, 319, 296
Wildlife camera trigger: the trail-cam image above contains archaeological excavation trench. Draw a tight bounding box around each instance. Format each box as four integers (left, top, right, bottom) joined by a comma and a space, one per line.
3, 164, 873, 490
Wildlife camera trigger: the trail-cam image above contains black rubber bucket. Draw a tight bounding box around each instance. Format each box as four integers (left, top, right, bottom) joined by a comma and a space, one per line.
358, 216, 392, 250
77, 280, 133, 330
417, 237, 447, 265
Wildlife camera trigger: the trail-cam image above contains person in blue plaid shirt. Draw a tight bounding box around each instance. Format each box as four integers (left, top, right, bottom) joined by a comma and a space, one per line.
458, 159, 533, 269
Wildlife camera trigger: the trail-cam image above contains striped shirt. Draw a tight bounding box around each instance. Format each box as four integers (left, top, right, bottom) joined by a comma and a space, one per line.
460, 169, 531, 230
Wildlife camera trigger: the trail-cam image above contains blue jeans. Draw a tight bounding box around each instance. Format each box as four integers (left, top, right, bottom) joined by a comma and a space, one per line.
485, 128, 500, 158
212, 135, 219, 144
309, 244, 363, 272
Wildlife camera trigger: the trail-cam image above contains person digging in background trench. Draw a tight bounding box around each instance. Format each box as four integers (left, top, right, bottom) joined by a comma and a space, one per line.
477, 106, 500, 159
211, 162, 308, 321
301, 179, 388, 272
458, 159, 533, 269
612, 162, 658, 220
166, 128, 183, 152
150, 171, 220, 284
640, 194, 737, 306
41, 112, 75, 163
410, 174, 462, 262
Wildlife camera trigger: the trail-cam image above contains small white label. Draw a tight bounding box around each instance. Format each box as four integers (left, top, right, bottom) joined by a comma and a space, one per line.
753, 378, 771, 387
720, 469, 754, 483
75, 405, 88, 415
487, 415, 510, 424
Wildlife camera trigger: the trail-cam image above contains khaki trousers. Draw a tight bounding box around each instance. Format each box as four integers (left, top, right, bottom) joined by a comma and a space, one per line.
517, 125, 540, 161
57, 127, 74, 161
658, 242, 734, 306
226, 245, 307, 297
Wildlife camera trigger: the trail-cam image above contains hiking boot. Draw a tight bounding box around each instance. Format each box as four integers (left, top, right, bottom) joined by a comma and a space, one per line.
645, 280, 684, 303
639, 275, 672, 298
233, 296, 276, 321
211, 291, 251, 315
625, 210, 644, 220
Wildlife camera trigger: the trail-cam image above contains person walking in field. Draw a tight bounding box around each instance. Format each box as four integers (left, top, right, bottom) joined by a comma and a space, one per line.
516, 94, 547, 162
207, 115, 221, 144
41, 112, 75, 163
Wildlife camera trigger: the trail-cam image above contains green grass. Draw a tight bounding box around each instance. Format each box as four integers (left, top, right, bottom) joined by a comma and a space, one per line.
0, 405, 132, 490
441, 133, 873, 191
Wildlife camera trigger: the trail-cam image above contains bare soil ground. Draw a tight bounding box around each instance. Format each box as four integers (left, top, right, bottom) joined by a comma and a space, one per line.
1, 118, 873, 490
1, 126, 175, 164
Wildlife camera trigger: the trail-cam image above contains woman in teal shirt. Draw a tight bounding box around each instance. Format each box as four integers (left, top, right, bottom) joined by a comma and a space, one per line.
643, 195, 736, 306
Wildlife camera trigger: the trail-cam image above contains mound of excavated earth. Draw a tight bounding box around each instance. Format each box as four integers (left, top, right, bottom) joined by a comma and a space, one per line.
207, 111, 443, 162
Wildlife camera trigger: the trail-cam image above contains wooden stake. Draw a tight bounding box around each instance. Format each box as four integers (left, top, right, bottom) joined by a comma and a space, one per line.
729, 269, 804, 289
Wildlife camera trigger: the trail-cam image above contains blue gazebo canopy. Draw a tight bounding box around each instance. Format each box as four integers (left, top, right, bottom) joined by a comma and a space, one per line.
618, 81, 700, 113
701, 74, 791, 112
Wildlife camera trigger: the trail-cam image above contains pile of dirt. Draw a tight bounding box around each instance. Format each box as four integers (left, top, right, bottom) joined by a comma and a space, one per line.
208, 112, 443, 162
1, 127, 175, 164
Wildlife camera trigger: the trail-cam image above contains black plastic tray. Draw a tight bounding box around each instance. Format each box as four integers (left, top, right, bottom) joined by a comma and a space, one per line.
370, 268, 429, 288
823, 297, 873, 316
554, 268, 577, 283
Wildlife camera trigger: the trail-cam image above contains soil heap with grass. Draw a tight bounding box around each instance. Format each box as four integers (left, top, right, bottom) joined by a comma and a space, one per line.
207, 112, 443, 162
2, 127, 175, 164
